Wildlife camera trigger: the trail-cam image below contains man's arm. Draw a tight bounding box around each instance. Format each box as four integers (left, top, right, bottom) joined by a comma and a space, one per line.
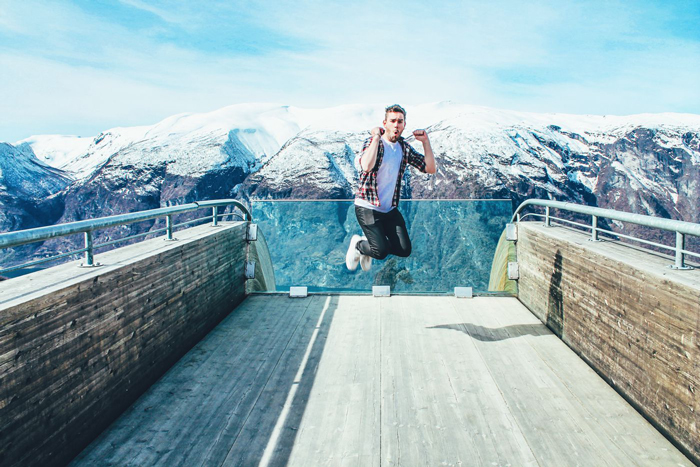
360, 127, 384, 172
413, 130, 436, 174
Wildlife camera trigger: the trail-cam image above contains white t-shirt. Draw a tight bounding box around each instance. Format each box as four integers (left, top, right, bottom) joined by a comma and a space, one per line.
355, 138, 402, 213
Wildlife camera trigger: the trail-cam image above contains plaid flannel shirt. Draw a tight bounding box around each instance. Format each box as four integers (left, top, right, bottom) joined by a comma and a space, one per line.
357, 136, 427, 208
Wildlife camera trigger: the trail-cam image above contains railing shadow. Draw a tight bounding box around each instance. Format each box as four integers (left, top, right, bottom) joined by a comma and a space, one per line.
428, 322, 551, 342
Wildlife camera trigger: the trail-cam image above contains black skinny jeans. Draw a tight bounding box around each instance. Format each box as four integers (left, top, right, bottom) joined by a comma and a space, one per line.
355, 205, 412, 260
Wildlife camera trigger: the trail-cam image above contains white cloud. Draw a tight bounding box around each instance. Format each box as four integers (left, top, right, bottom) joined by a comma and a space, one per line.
116, 0, 183, 24
0, 0, 698, 141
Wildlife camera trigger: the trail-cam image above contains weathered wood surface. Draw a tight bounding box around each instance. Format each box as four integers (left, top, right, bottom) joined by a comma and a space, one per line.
0, 222, 250, 467
516, 221, 700, 464
72, 294, 691, 466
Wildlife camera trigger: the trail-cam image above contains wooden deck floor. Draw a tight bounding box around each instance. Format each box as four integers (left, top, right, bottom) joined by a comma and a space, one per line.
71, 295, 691, 466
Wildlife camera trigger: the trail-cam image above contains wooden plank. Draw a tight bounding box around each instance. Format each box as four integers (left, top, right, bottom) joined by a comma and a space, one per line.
492, 297, 693, 465
216, 294, 328, 466
283, 295, 381, 467
68, 294, 693, 466
71, 294, 314, 466
453, 296, 615, 466
451, 296, 692, 466
380, 296, 538, 466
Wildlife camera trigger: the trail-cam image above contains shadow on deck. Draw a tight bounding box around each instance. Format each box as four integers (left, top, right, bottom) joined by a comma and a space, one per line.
71, 295, 692, 466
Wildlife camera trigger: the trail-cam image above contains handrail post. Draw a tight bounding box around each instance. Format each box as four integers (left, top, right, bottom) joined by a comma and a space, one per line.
591, 215, 599, 241
166, 215, 174, 240
545, 206, 551, 227
674, 232, 689, 269
84, 231, 94, 266
212, 207, 218, 226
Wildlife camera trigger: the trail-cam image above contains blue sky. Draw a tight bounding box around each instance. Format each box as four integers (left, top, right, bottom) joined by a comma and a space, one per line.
1, 0, 699, 142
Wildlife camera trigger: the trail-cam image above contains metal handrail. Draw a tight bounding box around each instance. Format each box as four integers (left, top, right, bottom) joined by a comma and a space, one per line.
0, 199, 251, 274
249, 198, 512, 202
512, 199, 700, 269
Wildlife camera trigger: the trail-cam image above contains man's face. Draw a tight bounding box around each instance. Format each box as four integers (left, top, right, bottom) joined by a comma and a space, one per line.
383, 111, 406, 142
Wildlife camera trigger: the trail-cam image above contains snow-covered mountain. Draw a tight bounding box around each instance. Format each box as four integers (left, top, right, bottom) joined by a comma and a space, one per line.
3, 102, 700, 267
0, 143, 70, 198
0, 143, 70, 230
16, 103, 388, 180
238, 104, 700, 235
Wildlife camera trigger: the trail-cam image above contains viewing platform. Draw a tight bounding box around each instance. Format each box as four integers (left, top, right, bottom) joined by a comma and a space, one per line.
73, 294, 689, 466
1, 199, 698, 466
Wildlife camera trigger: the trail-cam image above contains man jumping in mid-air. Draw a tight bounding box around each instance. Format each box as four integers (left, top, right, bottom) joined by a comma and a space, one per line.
346, 104, 437, 271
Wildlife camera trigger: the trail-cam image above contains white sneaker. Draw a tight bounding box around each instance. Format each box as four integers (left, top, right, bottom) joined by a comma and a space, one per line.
360, 236, 372, 271
345, 234, 362, 271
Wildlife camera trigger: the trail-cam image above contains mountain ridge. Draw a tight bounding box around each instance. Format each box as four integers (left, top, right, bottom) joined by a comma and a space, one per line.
2, 102, 699, 268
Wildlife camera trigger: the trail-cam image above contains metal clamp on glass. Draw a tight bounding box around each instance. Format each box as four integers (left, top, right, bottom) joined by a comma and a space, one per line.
246, 223, 258, 242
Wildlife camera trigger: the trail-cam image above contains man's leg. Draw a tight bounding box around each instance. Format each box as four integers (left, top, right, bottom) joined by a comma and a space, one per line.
354, 205, 391, 260
384, 208, 412, 257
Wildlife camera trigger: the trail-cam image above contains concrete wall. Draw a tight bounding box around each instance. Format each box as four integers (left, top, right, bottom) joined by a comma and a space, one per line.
247, 228, 276, 293
0, 221, 270, 467
516, 222, 699, 464
488, 228, 517, 294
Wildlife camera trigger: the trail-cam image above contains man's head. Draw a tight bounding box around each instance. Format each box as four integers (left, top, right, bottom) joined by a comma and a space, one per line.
383, 104, 406, 143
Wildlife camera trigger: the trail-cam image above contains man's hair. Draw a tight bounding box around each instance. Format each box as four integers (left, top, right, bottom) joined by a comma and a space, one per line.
385, 104, 406, 119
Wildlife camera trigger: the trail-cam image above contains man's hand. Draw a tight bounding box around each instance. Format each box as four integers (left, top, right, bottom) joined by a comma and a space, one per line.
413, 129, 436, 174
413, 129, 429, 142
371, 127, 385, 138
361, 127, 384, 172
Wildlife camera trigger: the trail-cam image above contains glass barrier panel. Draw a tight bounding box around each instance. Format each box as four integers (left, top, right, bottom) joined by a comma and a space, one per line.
250, 200, 513, 294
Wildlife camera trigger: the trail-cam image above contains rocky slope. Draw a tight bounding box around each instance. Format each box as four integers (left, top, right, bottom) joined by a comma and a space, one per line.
0, 143, 71, 266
